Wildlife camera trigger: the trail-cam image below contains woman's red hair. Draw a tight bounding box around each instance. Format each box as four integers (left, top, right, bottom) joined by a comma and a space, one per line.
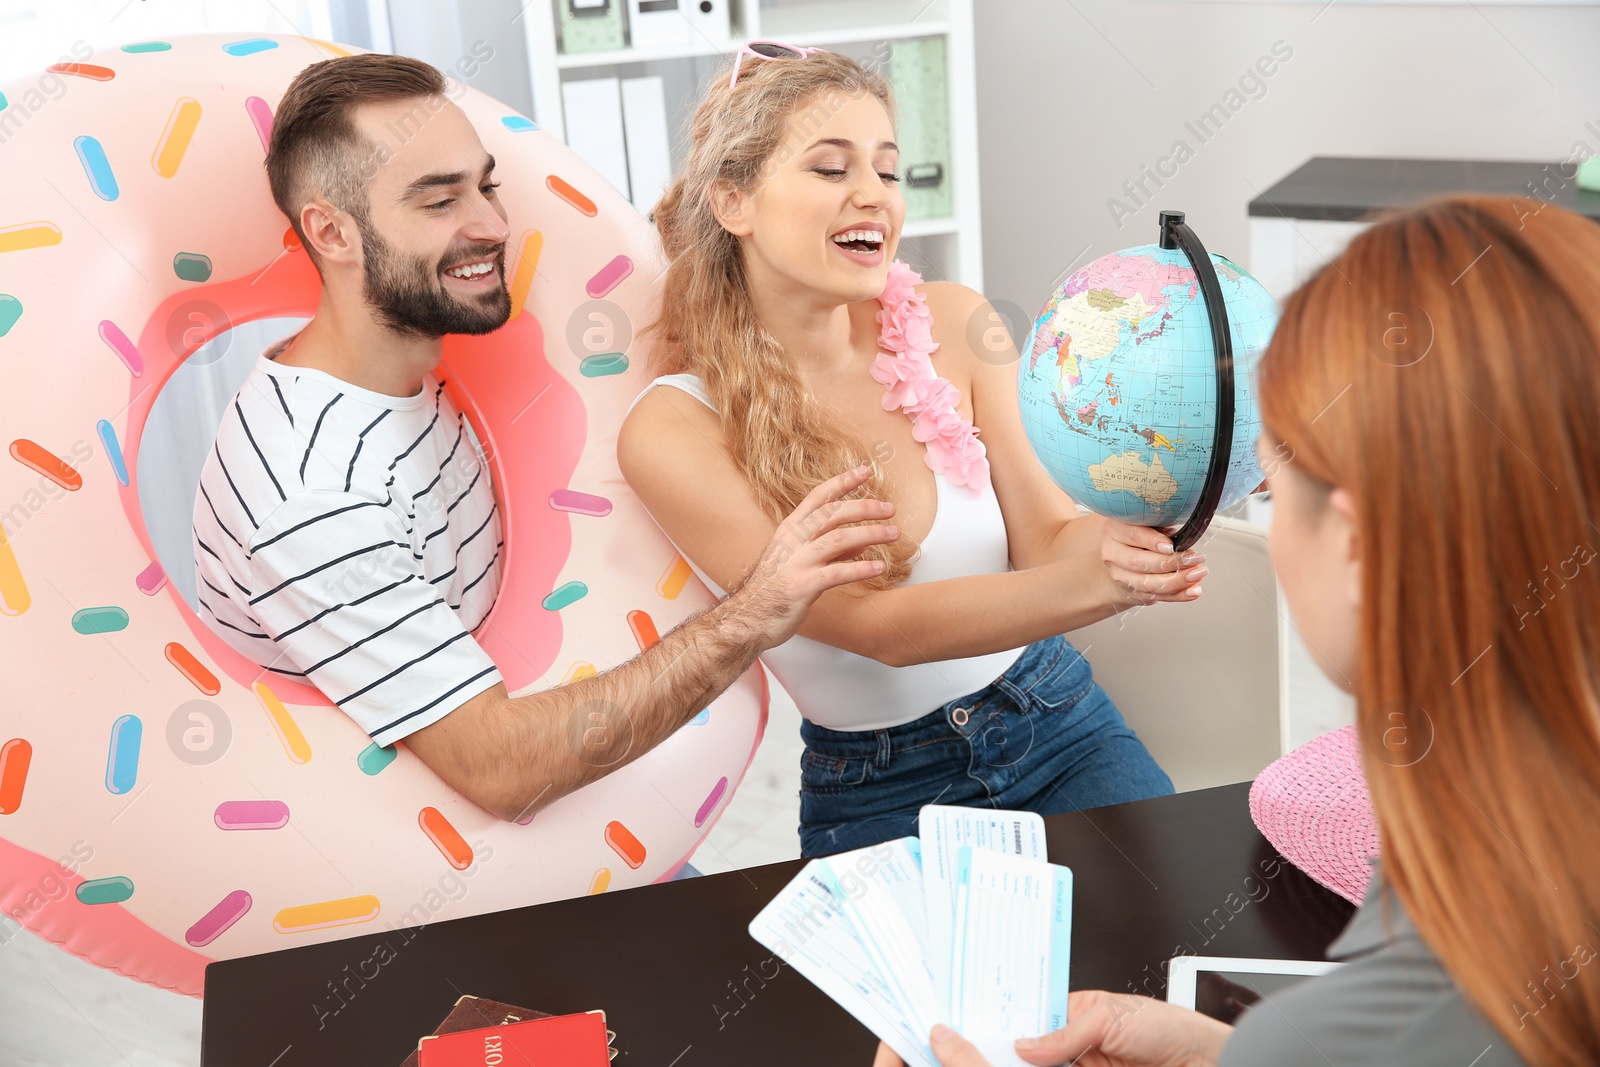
1258, 195, 1600, 1064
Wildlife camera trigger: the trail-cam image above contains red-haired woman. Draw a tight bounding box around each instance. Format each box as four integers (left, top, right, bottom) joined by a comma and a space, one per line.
882, 195, 1600, 1066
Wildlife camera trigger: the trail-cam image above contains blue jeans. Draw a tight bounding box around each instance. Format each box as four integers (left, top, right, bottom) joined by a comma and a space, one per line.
797, 634, 1173, 858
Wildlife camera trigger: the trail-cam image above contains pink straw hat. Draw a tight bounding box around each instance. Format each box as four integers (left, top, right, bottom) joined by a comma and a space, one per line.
1249, 725, 1381, 904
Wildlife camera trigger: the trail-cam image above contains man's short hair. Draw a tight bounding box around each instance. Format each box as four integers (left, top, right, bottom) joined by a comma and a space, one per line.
265, 53, 447, 261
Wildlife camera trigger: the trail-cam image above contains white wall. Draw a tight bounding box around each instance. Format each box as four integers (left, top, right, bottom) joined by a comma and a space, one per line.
0, 0, 336, 78
972, 1, 1600, 312
386, 0, 536, 117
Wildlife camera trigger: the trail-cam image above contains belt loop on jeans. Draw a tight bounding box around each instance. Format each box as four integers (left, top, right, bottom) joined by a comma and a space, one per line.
875, 729, 892, 767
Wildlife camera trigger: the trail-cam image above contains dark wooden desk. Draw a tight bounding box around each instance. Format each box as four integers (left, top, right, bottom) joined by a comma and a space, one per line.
202, 783, 1353, 1065
1248, 155, 1600, 223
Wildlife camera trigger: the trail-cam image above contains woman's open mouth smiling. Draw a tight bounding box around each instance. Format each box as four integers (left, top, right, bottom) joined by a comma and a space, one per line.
830, 223, 886, 264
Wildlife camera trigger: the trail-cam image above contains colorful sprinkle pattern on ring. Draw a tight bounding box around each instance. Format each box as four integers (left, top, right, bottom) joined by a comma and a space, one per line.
10, 439, 81, 490
0, 523, 29, 616
547, 175, 596, 217
586, 254, 633, 298
419, 806, 474, 870
303, 39, 352, 57
549, 489, 612, 516
48, 63, 115, 82
0, 222, 62, 254
253, 681, 310, 764
152, 98, 202, 178
135, 561, 167, 596
166, 642, 220, 695
627, 609, 660, 651
214, 800, 290, 830
507, 229, 543, 320
77, 876, 135, 905
579, 353, 628, 377
187, 890, 250, 947
695, 776, 729, 828
98, 320, 143, 376
105, 714, 141, 795
245, 96, 273, 150
72, 606, 128, 634
604, 820, 646, 870
656, 555, 692, 600
173, 252, 212, 282
356, 742, 396, 776
74, 136, 119, 201
222, 39, 279, 57
0, 739, 32, 814
542, 581, 588, 611
273, 895, 380, 934
96, 419, 127, 487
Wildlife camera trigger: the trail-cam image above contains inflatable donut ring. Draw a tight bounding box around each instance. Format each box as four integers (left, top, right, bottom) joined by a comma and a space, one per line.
0, 34, 765, 997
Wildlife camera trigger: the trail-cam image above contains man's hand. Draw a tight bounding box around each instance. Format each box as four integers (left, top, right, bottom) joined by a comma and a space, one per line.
407, 465, 898, 822
723, 464, 899, 650
1099, 520, 1206, 608
872, 992, 1232, 1067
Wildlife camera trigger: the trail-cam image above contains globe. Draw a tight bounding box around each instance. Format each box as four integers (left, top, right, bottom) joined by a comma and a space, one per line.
1018, 238, 1279, 529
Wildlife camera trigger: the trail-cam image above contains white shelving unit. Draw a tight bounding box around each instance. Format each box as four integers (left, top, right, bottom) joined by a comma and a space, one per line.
518, 0, 984, 289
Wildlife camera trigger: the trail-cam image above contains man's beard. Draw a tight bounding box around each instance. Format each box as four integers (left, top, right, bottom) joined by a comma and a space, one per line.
357, 215, 511, 339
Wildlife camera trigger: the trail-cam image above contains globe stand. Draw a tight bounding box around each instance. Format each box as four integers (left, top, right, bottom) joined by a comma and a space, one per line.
1158, 209, 1236, 552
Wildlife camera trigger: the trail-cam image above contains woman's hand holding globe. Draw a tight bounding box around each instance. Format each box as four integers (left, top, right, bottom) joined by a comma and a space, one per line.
1098, 517, 1207, 608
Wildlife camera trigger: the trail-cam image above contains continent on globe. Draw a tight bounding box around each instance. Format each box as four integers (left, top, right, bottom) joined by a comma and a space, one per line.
1088, 450, 1180, 507
1031, 287, 1157, 388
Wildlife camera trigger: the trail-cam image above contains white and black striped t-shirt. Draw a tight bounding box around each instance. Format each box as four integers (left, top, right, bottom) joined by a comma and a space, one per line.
192, 335, 504, 746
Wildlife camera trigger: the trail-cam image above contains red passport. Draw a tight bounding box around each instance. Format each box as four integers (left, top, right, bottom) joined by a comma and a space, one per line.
401, 997, 616, 1067
417, 1009, 611, 1066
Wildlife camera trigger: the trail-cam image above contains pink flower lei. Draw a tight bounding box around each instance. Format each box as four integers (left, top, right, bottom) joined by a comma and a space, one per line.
868, 260, 991, 493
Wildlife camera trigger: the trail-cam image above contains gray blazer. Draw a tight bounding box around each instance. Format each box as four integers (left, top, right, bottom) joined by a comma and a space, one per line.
1219, 863, 1525, 1066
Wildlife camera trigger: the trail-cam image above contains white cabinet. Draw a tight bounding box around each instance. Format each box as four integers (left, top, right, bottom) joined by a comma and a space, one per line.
1248, 216, 1371, 305
519, 0, 985, 289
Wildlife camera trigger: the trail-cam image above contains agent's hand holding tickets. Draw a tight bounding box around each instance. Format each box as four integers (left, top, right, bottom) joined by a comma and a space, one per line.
872, 991, 1233, 1067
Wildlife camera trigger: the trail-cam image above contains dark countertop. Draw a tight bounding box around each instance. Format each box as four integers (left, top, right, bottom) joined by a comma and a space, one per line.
1248, 155, 1600, 222
201, 782, 1354, 1065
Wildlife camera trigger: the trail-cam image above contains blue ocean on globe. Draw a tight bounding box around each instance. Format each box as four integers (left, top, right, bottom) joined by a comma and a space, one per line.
1018, 243, 1279, 526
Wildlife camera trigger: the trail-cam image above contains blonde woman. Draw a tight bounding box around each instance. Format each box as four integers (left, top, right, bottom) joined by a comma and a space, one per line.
619, 46, 1200, 857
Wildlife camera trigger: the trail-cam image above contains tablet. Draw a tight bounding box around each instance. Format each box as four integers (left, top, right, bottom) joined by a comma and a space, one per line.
1166, 956, 1342, 1025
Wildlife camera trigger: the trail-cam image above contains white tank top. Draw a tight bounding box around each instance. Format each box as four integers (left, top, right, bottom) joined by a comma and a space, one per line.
628, 372, 1026, 731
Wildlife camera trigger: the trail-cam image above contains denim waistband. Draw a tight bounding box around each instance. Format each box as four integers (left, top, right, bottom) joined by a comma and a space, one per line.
798, 634, 1090, 755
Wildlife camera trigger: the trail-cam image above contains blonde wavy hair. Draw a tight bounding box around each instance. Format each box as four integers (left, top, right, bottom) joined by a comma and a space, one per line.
645, 50, 914, 588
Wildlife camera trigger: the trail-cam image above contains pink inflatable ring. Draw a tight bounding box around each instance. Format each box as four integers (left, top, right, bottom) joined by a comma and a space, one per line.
0, 33, 765, 996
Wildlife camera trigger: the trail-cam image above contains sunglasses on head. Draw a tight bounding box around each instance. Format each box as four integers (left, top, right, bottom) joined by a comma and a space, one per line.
728, 39, 829, 88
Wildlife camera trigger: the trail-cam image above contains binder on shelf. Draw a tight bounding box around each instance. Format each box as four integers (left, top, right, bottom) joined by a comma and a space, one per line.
556, 0, 627, 54
685, 0, 731, 44
561, 77, 632, 202
887, 36, 953, 223
627, 0, 693, 49
621, 76, 673, 216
